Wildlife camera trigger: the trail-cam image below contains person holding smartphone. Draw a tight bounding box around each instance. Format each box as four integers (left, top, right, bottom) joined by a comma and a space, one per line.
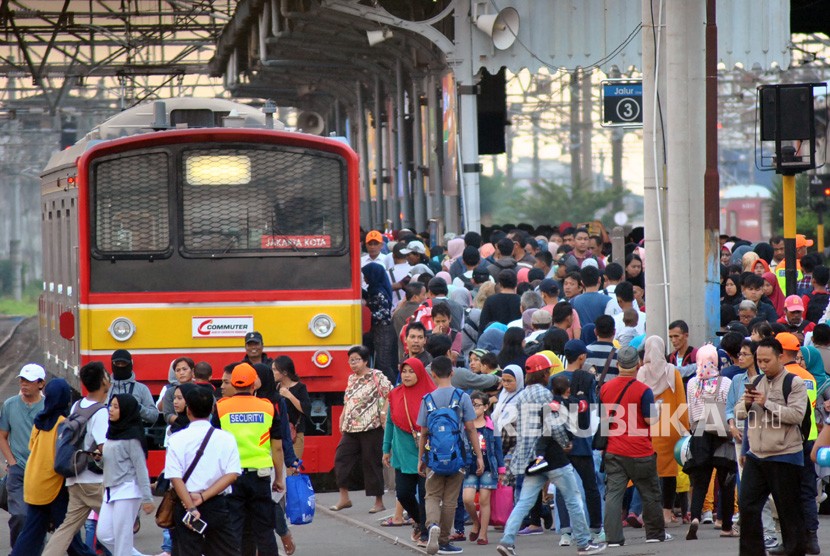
167, 387, 240, 556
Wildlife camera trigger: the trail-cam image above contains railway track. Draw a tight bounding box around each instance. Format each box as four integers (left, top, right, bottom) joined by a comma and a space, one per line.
0, 316, 43, 402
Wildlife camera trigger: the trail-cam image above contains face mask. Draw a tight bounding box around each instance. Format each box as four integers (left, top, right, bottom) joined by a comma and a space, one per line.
112, 363, 133, 381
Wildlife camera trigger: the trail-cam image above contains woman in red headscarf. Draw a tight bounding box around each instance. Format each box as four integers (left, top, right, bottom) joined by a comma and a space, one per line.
382, 357, 436, 546
762, 271, 786, 316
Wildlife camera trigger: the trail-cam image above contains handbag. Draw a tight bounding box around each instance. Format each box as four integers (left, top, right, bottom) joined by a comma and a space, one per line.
285, 473, 316, 525
489, 483, 514, 526
593, 379, 635, 451
155, 428, 215, 528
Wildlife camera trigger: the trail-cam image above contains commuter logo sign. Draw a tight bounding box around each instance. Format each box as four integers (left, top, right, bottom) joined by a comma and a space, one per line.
601, 80, 643, 127
192, 316, 254, 338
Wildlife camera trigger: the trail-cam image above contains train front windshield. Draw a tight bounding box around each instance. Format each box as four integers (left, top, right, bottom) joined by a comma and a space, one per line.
88, 143, 352, 293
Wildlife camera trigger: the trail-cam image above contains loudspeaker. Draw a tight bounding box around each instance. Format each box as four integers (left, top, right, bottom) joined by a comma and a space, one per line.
475, 7, 520, 51
478, 68, 507, 155
297, 111, 325, 135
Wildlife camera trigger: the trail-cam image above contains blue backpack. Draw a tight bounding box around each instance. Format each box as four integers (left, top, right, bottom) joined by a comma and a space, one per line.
423, 389, 466, 476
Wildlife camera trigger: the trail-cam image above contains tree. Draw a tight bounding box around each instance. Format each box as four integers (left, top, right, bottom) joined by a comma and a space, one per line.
768, 174, 819, 238
506, 178, 628, 227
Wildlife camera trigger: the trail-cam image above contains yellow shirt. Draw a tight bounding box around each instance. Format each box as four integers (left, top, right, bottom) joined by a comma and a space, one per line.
23, 416, 65, 505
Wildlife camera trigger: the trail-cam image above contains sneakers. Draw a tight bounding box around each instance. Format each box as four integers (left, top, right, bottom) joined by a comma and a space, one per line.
496, 545, 517, 556
527, 456, 549, 474
577, 543, 607, 555
607, 540, 625, 547
625, 513, 643, 528
559, 533, 572, 546
645, 532, 673, 543
437, 544, 463, 554
426, 524, 440, 555
764, 535, 779, 550
517, 526, 544, 535
701, 511, 714, 524
592, 531, 606, 543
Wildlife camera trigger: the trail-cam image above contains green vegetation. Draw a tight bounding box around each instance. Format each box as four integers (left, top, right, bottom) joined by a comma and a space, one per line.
480, 172, 629, 227
768, 174, 822, 239
0, 283, 40, 317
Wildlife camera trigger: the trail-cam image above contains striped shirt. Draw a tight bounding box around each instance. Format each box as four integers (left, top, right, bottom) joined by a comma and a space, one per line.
586, 341, 618, 377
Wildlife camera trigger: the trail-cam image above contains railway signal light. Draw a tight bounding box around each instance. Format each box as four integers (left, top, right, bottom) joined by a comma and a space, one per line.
809, 175, 830, 198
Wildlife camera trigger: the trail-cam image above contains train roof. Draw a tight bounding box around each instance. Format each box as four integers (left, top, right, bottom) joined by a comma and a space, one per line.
42, 97, 283, 176
720, 184, 774, 200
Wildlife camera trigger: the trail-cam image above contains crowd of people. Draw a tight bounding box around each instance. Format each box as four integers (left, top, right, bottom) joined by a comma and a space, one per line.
0, 334, 311, 556
3, 222, 830, 556
351, 224, 830, 556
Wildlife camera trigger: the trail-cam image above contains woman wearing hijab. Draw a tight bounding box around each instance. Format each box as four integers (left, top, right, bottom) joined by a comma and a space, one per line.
382, 357, 436, 546
741, 251, 760, 273
800, 344, 829, 390
721, 274, 743, 306
753, 242, 774, 265
720, 245, 732, 266
443, 237, 466, 272
752, 258, 771, 276
636, 336, 689, 525
491, 364, 525, 473
253, 362, 298, 556
362, 262, 398, 383
762, 272, 786, 316
98, 394, 154, 556
683, 345, 737, 541
10, 379, 78, 556
477, 323, 507, 354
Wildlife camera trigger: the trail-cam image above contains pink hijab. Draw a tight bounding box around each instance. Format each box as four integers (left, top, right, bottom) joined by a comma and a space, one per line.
444, 238, 465, 270
517, 268, 530, 284
480, 243, 495, 259
762, 272, 786, 316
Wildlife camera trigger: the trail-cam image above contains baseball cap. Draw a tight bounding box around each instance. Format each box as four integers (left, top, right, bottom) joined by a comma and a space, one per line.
538, 278, 559, 296
776, 332, 801, 352
616, 346, 640, 369
18, 363, 45, 382
392, 241, 407, 258
563, 339, 588, 359
796, 234, 814, 249
716, 321, 749, 337
531, 309, 552, 325
231, 363, 257, 388
525, 353, 554, 374
245, 331, 263, 344
784, 294, 805, 312
400, 240, 426, 255
365, 230, 384, 244
111, 349, 132, 364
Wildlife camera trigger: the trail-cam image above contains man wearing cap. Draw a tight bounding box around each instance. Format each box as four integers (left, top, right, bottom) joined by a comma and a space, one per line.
775, 332, 821, 553
600, 346, 669, 545
526, 309, 552, 344
775, 234, 812, 292
777, 295, 816, 342
389, 241, 413, 305
361, 230, 393, 271
108, 349, 158, 424
216, 363, 286, 556
242, 331, 272, 367
0, 363, 46, 548
400, 240, 429, 268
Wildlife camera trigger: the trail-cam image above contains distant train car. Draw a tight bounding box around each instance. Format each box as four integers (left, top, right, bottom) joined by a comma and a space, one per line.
39, 98, 361, 474
720, 184, 773, 243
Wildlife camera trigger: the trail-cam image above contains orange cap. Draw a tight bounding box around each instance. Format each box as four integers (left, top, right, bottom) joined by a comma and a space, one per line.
775, 332, 801, 352
365, 230, 384, 244
796, 234, 814, 249
231, 363, 257, 388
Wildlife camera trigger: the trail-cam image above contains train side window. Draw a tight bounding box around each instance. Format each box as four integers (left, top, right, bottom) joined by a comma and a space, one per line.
90, 151, 172, 258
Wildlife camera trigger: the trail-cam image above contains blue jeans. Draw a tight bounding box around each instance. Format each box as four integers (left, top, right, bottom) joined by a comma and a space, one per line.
501, 465, 590, 548
84, 519, 112, 556
161, 528, 173, 553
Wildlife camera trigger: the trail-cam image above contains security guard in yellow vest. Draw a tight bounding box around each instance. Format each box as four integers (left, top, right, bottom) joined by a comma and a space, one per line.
776, 333, 821, 553
217, 363, 284, 556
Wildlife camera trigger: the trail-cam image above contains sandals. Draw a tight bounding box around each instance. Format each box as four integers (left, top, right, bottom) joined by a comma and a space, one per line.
329, 501, 353, 511
381, 517, 412, 527
720, 529, 739, 537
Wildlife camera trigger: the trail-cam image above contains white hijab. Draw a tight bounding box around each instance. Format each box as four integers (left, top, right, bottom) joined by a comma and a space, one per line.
492, 364, 525, 435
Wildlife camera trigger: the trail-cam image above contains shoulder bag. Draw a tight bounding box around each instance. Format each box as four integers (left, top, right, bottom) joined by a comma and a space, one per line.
155, 427, 215, 528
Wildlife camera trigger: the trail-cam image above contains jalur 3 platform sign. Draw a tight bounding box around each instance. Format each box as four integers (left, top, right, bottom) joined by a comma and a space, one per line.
602, 80, 643, 127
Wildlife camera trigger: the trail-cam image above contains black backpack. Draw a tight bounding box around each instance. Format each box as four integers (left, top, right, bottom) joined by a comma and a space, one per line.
54, 402, 107, 478
751, 373, 812, 441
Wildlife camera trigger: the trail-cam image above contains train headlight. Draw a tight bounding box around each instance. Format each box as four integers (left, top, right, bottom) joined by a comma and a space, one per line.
309, 314, 335, 338
109, 317, 136, 342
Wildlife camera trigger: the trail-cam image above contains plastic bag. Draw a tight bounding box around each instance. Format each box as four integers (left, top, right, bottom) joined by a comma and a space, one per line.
489, 483, 514, 527
285, 473, 315, 525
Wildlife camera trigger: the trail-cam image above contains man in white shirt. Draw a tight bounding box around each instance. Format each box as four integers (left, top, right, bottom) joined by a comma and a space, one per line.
360, 230, 393, 270
167, 387, 241, 556
389, 242, 413, 305
611, 282, 645, 338
42, 362, 111, 556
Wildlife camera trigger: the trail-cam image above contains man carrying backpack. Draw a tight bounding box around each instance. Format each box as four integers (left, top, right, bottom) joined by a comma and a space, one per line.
417, 356, 483, 555
43, 362, 111, 556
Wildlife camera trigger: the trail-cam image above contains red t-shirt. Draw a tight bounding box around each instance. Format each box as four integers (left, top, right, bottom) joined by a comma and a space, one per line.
600, 376, 655, 458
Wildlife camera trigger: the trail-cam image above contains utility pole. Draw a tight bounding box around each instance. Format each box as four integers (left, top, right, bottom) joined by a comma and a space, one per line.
531, 112, 540, 184
581, 69, 593, 189
570, 70, 581, 188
